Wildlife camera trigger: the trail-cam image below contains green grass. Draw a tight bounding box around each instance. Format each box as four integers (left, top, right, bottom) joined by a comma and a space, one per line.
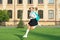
0, 26, 60, 40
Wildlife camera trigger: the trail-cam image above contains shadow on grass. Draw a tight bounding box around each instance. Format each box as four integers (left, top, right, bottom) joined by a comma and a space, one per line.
15, 34, 23, 40
15, 34, 28, 40
30, 31, 60, 40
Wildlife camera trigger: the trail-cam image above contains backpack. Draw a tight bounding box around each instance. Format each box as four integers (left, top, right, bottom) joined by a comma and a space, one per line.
34, 12, 40, 21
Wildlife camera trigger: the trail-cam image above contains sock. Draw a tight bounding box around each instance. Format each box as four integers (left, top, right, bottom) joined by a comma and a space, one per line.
24, 29, 29, 36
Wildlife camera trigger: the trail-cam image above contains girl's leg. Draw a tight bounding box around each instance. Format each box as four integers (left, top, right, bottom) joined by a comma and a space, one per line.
30, 25, 37, 30
33, 26, 37, 29
23, 24, 30, 38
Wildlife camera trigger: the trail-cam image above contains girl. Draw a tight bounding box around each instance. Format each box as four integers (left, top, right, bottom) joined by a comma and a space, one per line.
23, 7, 38, 38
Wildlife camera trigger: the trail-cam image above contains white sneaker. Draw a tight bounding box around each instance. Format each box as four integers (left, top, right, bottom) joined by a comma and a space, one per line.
23, 35, 27, 38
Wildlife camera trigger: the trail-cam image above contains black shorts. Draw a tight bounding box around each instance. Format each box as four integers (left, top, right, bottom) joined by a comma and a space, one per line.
28, 19, 38, 26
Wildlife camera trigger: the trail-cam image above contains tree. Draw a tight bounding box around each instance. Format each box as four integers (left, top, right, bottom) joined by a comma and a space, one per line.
17, 12, 24, 28
17, 19, 24, 28
0, 10, 9, 26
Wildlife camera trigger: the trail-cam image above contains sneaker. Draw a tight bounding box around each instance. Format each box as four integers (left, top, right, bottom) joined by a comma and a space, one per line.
23, 35, 27, 38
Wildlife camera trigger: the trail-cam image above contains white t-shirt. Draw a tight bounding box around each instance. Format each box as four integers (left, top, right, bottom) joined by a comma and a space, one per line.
29, 11, 37, 19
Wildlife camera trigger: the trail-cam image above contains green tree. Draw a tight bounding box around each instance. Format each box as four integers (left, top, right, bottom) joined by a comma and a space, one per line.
0, 10, 9, 26
17, 13, 24, 28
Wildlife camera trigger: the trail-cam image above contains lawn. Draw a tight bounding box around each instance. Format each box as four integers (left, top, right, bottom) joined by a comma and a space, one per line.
0, 26, 60, 40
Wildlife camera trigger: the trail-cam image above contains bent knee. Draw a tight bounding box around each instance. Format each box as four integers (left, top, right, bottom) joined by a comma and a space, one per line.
30, 27, 35, 30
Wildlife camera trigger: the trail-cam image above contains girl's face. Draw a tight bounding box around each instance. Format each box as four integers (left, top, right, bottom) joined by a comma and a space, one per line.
30, 7, 34, 11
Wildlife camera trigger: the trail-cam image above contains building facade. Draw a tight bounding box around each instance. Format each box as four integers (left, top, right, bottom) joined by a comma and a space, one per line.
0, 0, 60, 26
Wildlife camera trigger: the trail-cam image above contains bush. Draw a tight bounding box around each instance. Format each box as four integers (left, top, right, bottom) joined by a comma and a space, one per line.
0, 10, 9, 26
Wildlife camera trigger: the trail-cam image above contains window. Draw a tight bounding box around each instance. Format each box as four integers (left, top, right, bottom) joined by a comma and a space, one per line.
38, 10, 43, 19
8, 10, 12, 18
17, 10, 23, 19
28, 10, 31, 19
18, 0, 22, 4
48, 10, 54, 19
0, 0, 2, 4
48, 0, 54, 4
38, 0, 43, 4
8, 0, 12, 4
28, 0, 33, 4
